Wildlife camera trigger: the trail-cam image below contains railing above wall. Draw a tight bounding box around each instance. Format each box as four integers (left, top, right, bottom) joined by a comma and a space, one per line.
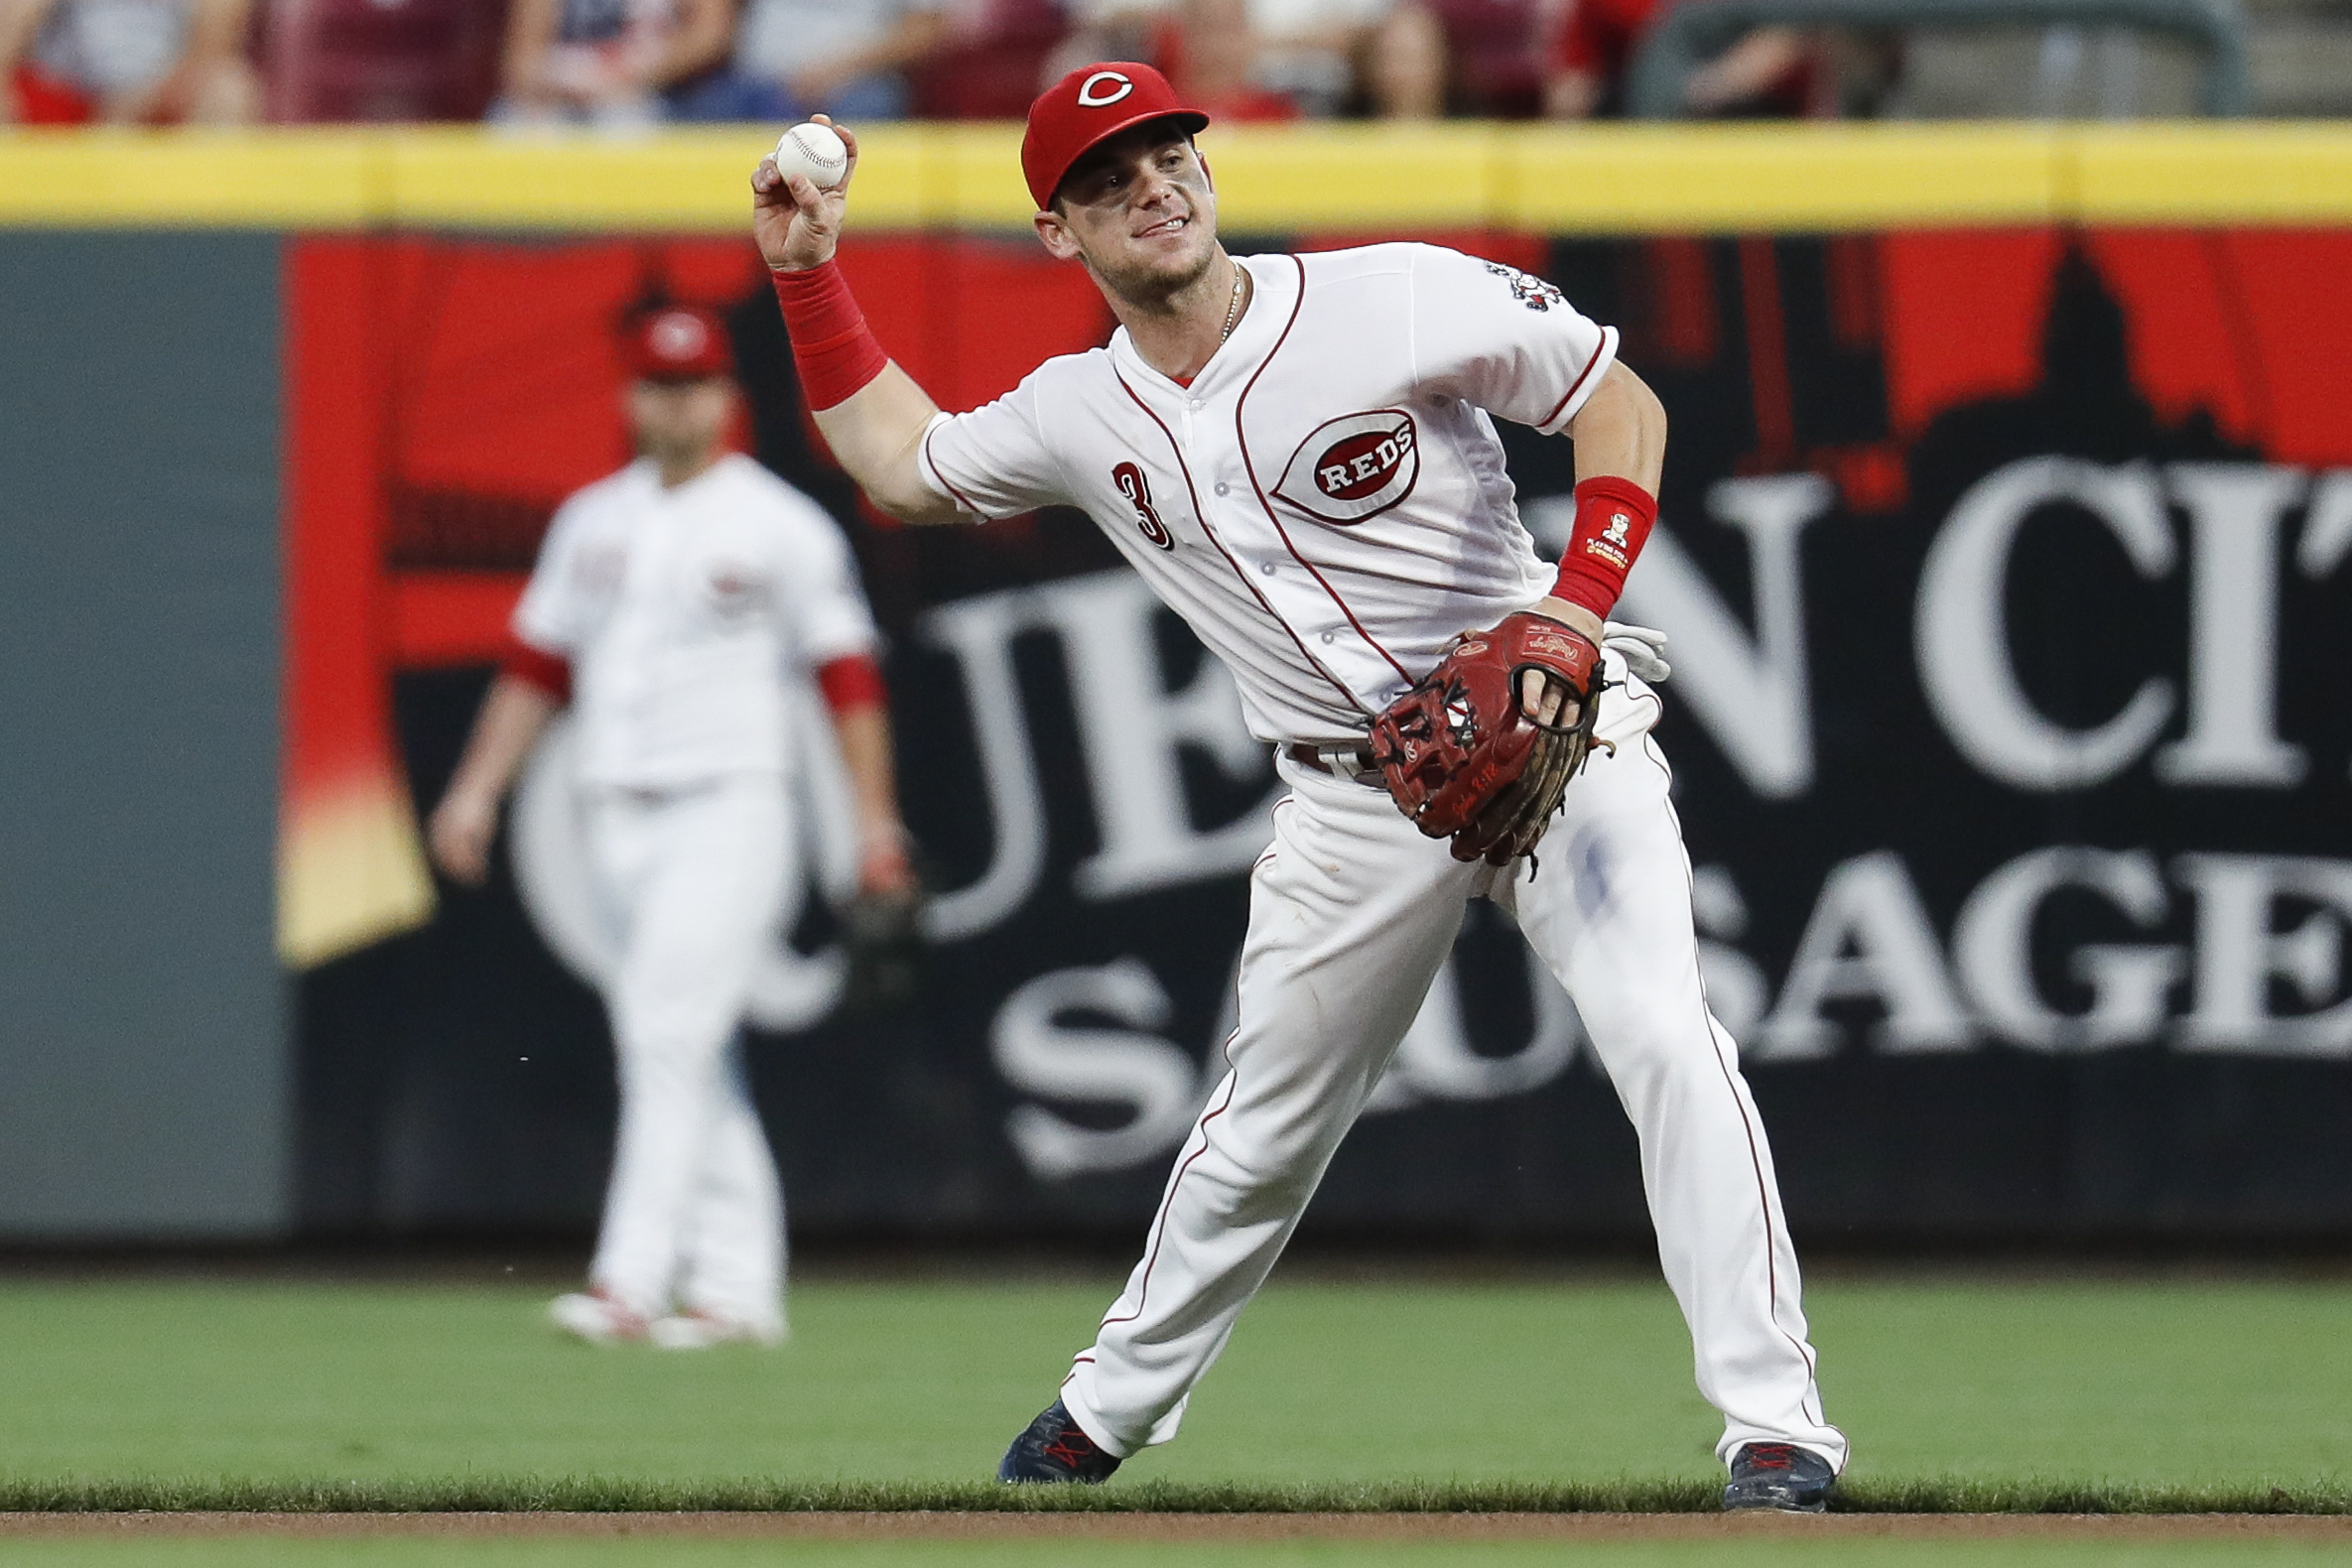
1, 119, 2347, 233
1629, 0, 2254, 117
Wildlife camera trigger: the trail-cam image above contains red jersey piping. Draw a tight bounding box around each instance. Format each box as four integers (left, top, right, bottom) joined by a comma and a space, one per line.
1539, 325, 1620, 430
1236, 254, 1414, 688
920, 417, 988, 517
1113, 369, 1371, 719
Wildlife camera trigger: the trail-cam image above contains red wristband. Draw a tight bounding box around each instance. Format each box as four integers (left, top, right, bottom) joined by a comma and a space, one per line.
771, 261, 889, 411
815, 651, 887, 714
500, 636, 572, 704
1550, 476, 1657, 619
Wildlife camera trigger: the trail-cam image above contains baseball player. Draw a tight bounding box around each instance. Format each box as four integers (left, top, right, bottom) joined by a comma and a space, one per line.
752, 69, 1846, 1507
427, 304, 915, 1349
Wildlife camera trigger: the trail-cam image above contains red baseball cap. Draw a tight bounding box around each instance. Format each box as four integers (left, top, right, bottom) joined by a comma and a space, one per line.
624, 305, 734, 381
1021, 63, 1211, 212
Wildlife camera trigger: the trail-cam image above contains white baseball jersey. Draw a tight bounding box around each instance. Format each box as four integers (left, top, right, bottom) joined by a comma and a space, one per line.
919, 243, 1621, 745
514, 453, 878, 790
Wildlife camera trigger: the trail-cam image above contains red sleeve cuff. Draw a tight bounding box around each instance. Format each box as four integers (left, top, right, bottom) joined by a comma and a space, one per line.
815, 652, 887, 714
500, 637, 572, 704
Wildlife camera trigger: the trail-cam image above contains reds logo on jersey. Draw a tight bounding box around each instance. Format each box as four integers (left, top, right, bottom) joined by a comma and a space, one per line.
704, 560, 769, 618
1112, 461, 1176, 551
1273, 410, 1420, 525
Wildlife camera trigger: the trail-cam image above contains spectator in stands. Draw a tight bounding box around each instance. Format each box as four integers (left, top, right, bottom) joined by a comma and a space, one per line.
1543, 0, 1814, 117
899, 0, 1069, 119
1413, 0, 1547, 116
666, 0, 948, 121
494, 0, 734, 131
1247, 0, 1411, 115
1154, 0, 1298, 121
1040, 0, 1153, 93
1359, 0, 1441, 115
256, 0, 510, 125
1053, 0, 1438, 119
0, 0, 257, 122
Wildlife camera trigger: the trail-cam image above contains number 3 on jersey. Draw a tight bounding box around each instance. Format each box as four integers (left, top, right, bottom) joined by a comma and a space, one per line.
1112, 461, 1176, 551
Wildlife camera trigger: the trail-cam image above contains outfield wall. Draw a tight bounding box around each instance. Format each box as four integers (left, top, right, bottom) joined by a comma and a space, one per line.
0, 234, 287, 1238
2, 126, 2349, 1242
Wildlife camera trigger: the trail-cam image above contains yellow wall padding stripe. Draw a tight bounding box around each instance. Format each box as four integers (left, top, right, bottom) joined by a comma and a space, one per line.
2069, 123, 2352, 224
0, 128, 384, 225
3, 121, 2349, 231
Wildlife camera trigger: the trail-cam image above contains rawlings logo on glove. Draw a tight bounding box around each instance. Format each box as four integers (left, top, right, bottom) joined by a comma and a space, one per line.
1368, 611, 1611, 865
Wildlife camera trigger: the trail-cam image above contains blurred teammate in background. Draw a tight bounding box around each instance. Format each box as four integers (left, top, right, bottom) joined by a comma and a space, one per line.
0, 0, 256, 123
428, 305, 916, 1349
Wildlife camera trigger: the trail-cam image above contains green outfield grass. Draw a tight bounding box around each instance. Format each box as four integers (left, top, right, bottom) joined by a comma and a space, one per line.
0, 1269, 2345, 1509
1, 1540, 2350, 1568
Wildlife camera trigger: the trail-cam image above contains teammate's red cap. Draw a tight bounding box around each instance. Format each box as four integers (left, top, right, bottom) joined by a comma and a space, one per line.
623, 305, 734, 381
1021, 63, 1210, 212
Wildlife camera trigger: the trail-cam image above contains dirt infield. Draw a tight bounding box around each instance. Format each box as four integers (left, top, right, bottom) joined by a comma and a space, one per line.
2, 1513, 2346, 1544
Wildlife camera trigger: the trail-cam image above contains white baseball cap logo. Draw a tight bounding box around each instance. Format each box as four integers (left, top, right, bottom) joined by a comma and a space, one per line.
1077, 69, 1134, 107
650, 311, 709, 359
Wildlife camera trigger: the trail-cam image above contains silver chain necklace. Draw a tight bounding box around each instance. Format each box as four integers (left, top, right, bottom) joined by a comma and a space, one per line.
1219, 265, 1246, 343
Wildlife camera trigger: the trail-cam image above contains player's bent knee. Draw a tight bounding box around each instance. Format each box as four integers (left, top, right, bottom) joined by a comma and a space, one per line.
1181, 1135, 1334, 1217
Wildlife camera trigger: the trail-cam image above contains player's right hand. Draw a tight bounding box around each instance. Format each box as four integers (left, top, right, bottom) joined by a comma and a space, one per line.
427, 789, 497, 886
752, 114, 856, 274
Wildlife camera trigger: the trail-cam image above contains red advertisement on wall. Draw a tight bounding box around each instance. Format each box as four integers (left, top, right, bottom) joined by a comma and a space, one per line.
285, 222, 2352, 1241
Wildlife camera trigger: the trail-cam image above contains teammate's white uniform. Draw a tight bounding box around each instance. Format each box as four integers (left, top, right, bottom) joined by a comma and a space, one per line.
515, 451, 880, 1335
923, 243, 1846, 1470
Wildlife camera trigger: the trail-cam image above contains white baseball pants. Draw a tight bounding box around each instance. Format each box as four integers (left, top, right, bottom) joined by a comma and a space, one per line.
583, 774, 792, 1333
1059, 698, 1846, 1473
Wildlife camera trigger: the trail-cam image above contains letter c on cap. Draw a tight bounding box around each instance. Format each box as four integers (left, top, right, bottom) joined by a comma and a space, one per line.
1078, 69, 1134, 107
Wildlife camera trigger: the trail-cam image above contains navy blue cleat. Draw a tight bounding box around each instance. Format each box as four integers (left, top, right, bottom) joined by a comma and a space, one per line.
1722, 1441, 1836, 1511
997, 1398, 1122, 1484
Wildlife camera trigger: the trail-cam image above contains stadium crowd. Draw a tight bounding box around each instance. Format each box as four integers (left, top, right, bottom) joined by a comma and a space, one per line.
5, 0, 2342, 131
0, 0, 1893, 128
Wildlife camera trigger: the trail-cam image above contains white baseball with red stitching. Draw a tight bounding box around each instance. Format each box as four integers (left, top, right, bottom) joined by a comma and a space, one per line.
770, 123, 849, 191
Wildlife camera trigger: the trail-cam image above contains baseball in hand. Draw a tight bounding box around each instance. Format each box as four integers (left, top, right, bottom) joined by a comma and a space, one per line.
771, 122, 849, 191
